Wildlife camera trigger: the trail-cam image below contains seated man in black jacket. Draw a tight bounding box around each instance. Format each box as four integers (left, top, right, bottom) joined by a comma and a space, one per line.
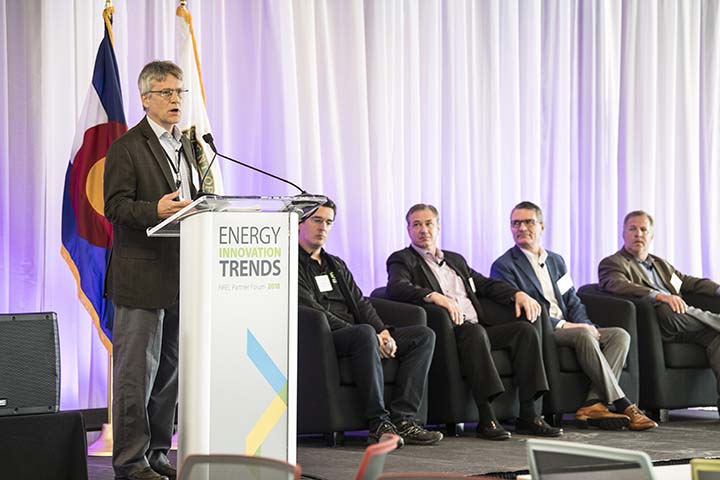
386, 203, 562, 440
298, 198, 442, 446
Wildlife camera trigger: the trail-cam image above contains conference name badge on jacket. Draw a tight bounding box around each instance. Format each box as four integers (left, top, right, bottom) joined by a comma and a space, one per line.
315, 274, 332, 292
670, 272, 682, 294
557, 273, 573, 295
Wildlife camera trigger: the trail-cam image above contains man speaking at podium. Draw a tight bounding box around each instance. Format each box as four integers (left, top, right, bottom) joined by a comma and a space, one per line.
104, 61, 198, 480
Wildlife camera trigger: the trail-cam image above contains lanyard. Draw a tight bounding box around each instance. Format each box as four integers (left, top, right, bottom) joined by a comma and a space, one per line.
163, 148, 182, 189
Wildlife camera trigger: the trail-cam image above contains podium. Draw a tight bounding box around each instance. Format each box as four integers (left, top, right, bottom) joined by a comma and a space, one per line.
148, 195, 325, 468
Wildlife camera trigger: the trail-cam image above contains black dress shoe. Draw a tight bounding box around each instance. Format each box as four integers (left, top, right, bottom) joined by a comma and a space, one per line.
476, 420, 511, 440
515, 417, 564, 437
150, 463, 176, 480
116, 466, 169, 480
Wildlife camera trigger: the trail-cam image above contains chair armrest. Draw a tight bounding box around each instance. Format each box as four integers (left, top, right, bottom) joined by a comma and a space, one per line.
533, 305, 561, 377
685, 293, 720, 314
297, 306, 344, 433
420, 304, 467, 399
422, 304, 455, 336
368, 297, 427, 328
581, 285, 660, 344
577, 286, 639, 379
579, 284, 664, 377
578, 290, 637, 335
421, 305, 461, 368
297, 306, 341, 382
371, 286, 387, 298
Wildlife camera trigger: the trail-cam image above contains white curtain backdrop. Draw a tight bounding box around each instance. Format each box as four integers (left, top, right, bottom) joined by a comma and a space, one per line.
1, 0, 719, 410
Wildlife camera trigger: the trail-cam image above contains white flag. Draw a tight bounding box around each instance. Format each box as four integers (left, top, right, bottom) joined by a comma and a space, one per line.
176, 4, 224, 194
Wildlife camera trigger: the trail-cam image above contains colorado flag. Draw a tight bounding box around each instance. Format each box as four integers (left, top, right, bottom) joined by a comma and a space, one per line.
61, 9, 126, 350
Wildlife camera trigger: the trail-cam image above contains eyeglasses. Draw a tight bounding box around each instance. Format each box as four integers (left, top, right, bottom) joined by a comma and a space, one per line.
511, 219, 540, 228
145, 88, 188, 100
309, 216, 333, 227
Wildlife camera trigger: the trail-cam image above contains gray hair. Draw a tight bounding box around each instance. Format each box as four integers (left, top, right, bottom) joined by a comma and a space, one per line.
405, 204, 439, 224
623, 210, 654, 227
512, 201, 543, 223
137, 61, 183, 95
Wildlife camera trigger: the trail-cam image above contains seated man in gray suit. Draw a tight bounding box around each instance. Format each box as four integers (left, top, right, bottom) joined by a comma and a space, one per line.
599, 210, 720, 415
491, 201, 656, 431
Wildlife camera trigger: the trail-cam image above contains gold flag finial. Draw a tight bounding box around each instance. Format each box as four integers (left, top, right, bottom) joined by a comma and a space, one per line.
176, 0, 206, 103
102, 2, 115, 46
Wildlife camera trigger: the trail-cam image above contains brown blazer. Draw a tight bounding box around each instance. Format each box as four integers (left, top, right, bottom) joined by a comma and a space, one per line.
598, 248, 719, 298
104, 116, 198, 309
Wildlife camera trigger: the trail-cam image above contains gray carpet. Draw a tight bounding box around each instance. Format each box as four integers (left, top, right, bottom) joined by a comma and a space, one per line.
296, 409, 720, 480
86, 409, 719, 479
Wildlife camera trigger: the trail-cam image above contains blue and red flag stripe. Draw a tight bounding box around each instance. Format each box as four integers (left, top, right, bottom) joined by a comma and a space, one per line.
61, 11, 126, 350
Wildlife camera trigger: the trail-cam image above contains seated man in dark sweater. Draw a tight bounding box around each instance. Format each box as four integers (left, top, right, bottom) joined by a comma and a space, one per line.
297, 198, 442, 446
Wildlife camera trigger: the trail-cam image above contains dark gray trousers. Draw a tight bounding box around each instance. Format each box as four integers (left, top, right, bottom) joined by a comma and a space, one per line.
332, 323, 435, 430
112, 303, 179, 477
456, 319, 548, 407
656, 304, 720, 396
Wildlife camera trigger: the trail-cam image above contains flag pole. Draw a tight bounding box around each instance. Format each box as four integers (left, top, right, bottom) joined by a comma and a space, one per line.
176, 0, 207, 103
88, 0, 116, 457
88, 354, 114, 456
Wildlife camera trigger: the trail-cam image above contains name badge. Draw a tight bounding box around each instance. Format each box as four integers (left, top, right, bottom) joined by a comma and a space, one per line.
556, 272, 574, 295
315, 275, 333, 292
670, 272, 683, 294
468, 277, 477, 293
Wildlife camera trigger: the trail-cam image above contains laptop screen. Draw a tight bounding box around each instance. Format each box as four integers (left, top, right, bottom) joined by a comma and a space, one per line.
532, 450, 650, 480
526, 439, 656, 480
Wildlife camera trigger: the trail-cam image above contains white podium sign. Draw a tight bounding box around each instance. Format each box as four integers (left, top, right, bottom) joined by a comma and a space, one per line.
149, 194, 324, 468
178, 210, 298, 465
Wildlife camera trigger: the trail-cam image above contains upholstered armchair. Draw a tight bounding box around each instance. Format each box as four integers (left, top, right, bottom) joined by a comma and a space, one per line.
542, 286, 639, 425
578, 284, 717, 421
297, 297, 428, 445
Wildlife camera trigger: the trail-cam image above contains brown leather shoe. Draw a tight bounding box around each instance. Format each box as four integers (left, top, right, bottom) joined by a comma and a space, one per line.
624, 404, 658, 431
575, 402, 630, 430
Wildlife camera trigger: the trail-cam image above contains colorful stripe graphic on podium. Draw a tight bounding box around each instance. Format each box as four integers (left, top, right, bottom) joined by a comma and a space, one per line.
246, 330, 288, 456
61, 7, 127, 350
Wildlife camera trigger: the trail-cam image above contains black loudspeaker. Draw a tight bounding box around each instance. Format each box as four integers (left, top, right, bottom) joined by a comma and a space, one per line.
0, 312, 60, 416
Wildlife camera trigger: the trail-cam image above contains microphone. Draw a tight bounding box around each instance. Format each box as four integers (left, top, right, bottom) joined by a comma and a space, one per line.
539, 263, 545, 269
201, 133, 307, 194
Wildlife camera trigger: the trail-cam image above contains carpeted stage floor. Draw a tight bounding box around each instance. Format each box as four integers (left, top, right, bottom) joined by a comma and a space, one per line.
88, 409, 719, 479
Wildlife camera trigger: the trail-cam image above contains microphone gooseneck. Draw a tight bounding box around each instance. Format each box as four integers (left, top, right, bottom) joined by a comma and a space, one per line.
201, 133, 306, 194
